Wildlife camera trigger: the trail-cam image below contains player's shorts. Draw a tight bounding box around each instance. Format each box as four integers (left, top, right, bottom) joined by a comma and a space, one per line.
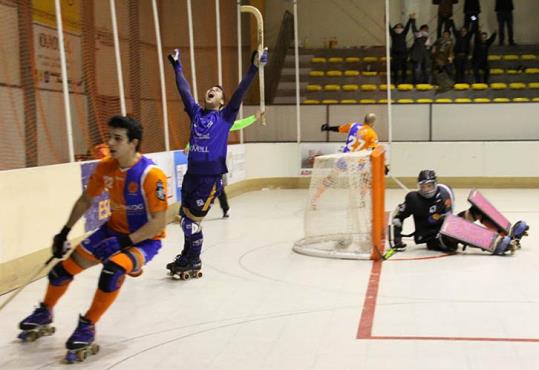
79, 223, 161, 272
180, 173, 223, 220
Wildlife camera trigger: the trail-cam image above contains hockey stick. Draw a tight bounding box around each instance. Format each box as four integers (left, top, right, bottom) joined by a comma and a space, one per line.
240, 5, 266, 125
389, 172, 410, 192
0, 256, 55, 312
384, 208, 416, 260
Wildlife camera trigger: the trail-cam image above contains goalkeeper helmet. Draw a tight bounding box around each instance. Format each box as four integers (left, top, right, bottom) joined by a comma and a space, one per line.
417, 170, 437, 199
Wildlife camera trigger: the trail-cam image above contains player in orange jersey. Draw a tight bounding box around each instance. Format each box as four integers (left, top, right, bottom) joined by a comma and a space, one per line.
18, 116, 168, 362
311, 113, 379, 208
320, 113, 379, 153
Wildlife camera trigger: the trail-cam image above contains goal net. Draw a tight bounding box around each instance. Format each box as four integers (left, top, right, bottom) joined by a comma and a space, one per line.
294, 146, 385, 260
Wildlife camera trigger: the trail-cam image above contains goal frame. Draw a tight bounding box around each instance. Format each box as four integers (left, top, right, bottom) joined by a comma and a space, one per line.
293, 145, 386, 260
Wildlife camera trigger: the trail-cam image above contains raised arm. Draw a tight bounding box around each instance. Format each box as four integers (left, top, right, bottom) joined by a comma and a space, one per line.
403, 17, 413, 35
168, 49, 198, 118
222, 49, 268, 123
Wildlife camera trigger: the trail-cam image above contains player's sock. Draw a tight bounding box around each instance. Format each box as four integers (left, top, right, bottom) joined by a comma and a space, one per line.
85, 288, 121, 324
43, 283, 70, 309
43, 257, 83, 308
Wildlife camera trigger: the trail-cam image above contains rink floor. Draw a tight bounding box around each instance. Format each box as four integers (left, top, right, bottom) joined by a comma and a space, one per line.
1, 188, 538, 370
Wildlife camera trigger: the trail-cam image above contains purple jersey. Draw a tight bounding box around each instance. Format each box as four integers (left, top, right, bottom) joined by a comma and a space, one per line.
173, 63, 259, 175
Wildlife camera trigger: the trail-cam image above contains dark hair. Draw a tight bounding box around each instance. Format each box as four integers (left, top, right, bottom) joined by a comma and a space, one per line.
420, 24, 429, 31
394, 23, 403, 29
108, 115, 143, 151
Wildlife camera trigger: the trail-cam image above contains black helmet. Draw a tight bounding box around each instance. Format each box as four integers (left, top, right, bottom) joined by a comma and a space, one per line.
418, 170, 437, 184
417, 170, 437, 198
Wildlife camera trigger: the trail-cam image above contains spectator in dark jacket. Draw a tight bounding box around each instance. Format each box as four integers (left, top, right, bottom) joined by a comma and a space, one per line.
472, 29, 496, 83
433, 0, 458, 38
450, 19, 477, 83
410, 21, 433, 84
389, 15, 414, 84
496, 0, 515, 46
464, 0, 481, 29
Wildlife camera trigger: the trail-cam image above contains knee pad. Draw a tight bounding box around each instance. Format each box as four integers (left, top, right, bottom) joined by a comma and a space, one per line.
181, 217, 202, 238
48, 262, 74, 286
98, 261, 126, 293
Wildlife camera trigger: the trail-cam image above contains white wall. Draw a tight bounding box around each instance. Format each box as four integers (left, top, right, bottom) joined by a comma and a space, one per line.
265, 0, 386, 49
244, 143, 301, 179
244, 141, 539, 179
0, 163, 84, 264
244, 104, 539, 142
391, 141, 539, 177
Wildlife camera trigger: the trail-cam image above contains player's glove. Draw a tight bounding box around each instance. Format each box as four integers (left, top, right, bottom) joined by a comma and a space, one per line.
52, 226, 71, 258
251, 47, 269, 68
168, 48, 182, 71
93, 234, 133, 261
320, 123, 339, 132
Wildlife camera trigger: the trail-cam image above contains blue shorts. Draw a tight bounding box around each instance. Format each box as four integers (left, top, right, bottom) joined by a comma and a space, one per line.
180, 173, 223, 219
80, 224, 161, 270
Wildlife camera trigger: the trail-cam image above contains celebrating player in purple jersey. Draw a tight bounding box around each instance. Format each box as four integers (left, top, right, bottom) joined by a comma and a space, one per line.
166, 47, 268, 279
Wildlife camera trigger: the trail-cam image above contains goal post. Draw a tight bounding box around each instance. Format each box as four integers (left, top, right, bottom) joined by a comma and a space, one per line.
293, 145, 386, 260
370, 145, 385, 260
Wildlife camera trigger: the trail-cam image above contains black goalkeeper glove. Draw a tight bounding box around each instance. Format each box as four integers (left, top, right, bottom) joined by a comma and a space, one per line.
52, 226, 71, 258
321, 123, 339, 132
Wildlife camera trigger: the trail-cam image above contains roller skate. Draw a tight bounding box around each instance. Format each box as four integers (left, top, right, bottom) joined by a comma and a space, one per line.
18, 303, 55, 342
510, 220, 529, 249
493, 236, 516, 255
167, 255, 203, 280
64, 315, 99, 364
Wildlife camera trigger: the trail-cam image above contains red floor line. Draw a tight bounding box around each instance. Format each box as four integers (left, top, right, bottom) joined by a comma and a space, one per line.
369, 335, 539, 343
356, 259, 382, 339
356, 256, 539, 343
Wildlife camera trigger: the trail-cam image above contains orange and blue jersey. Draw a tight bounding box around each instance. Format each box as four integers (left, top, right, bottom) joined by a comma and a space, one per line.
338, 122, 379, 152
86, 155, 168, 239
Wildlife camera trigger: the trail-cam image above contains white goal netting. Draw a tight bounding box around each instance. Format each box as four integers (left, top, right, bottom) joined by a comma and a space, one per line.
294, 150, 375, 259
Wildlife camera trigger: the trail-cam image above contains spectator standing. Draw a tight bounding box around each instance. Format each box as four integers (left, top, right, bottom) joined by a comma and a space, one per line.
450, 19, 476, 83
495, 0, 515, 46
410, 20, 433, 84
463, 0, 481, 29
472, 28, 497, 83
389, 15, 414, 84
433, 0, 458, 38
